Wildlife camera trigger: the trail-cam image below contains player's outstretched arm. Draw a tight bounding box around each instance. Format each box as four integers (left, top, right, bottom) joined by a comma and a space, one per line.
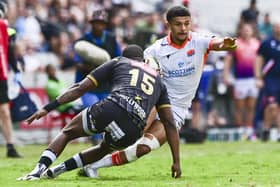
26, 78, 96, 124
157, 107, 181, 178
211, 37, 237, 51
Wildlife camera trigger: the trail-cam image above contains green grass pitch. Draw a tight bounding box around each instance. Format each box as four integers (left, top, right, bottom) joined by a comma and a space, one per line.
0, 141, 280, 187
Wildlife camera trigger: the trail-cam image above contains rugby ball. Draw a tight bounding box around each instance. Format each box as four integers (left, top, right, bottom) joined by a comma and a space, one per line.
145, 56, 162, 76
74, 40, 111, 66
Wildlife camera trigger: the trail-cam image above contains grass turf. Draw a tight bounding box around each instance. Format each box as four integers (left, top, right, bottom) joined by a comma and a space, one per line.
0, 141, 280, 187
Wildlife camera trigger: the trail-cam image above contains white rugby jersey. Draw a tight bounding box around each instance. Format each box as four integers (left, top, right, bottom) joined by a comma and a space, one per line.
144, 31, 213, 121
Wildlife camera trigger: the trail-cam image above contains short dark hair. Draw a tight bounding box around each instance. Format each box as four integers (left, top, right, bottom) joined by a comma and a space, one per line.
122, 44, 144, 61
166, 6, 191, 22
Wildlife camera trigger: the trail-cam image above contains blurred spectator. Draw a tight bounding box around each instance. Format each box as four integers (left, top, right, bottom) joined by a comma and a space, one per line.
205, 56, 231, 128
255, 21, 280, 141
133, 12, 165, 49
45, 64, 82, 114
240, 0, 259, 25
258, 12, 273, 41
224, 23, 260, 140
74, 9, 121, 144
74, 9, 121, 106
15, 7, 44, 50
239, 0, 260, 38
59, 31, 77, 70
0, 1, 22, 158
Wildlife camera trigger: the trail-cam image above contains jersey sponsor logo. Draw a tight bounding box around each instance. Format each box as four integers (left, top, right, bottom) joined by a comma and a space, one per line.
168, 65, 195, 77
119, 94, 146, 120
105, 121, 125, 142
178, 62, 184, 68
187, 49, 195, 56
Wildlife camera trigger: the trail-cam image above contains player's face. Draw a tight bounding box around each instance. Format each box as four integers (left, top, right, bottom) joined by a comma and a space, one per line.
167, 16, 191, 45
239, 24, 254, 39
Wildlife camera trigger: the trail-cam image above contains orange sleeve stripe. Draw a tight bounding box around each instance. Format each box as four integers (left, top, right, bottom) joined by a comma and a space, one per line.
157, 104, 171, 110
87, 75, 98, 87
203, 52, 209, 65
208, 38, 215, 51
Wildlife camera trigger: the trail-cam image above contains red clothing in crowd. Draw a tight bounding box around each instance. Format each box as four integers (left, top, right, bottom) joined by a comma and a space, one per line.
0, 19, 9, 81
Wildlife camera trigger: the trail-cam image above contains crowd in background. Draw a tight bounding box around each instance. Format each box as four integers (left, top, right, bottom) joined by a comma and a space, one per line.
6, 0, 175, 71
4, 0, 280, 142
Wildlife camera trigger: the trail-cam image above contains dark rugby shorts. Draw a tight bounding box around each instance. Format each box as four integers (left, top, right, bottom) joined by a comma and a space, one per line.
82, 98, 142, 149
0, 80, 9, 104
263, 81, 280, 105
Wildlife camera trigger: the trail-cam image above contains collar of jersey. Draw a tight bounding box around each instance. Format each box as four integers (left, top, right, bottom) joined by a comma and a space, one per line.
167, 32, 192, 49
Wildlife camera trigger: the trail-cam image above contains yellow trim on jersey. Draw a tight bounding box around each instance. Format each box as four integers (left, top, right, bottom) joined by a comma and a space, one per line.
157, 104, 171, 110
86, 75, 98, 87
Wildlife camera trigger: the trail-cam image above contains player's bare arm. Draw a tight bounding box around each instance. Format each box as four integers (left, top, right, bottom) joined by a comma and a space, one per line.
254, 55, 265, 89
26, 78, 96, 124
210, 37, 237, 51
157, 106, 181, 178
56, 78, 95, 104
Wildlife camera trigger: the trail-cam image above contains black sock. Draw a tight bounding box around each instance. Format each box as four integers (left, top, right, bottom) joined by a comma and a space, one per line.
65, 153, 85, 171
7, 144, 15, 150
38, 149, 57, 168
64, 158, 78, 171
39, 156, 52, 168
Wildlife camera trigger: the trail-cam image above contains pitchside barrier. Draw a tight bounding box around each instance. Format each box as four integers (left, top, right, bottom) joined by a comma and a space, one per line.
13, 88, 278, 143
207, 128, 243, 141
18, 88, 75, 143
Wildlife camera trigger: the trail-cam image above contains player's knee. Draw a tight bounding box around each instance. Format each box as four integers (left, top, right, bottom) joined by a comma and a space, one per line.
124, 133, 160, 162
62, 127, 77, 141
136, 144, 151, 158
136, 133, 160, 158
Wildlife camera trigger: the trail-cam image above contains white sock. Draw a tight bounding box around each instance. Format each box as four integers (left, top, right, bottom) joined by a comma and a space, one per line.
41, 149, 57, 163
88, 155, 113, 170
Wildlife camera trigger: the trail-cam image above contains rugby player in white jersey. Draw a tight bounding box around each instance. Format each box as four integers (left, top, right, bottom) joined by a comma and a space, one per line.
55, 5, 237, 178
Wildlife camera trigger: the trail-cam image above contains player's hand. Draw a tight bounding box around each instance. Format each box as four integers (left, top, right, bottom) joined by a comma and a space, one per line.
255, 78, 264, 89
25, 109, 48, 124
171, 162, 181, 178
223, 37, 237, 50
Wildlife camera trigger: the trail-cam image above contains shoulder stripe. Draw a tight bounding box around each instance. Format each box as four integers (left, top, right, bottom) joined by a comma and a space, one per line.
157, 104, 171, 110
208, 38, 215, 51
86, 75, 98, 87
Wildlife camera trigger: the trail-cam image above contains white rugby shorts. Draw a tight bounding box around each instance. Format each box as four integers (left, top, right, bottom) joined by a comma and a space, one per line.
233, 78, 259, 99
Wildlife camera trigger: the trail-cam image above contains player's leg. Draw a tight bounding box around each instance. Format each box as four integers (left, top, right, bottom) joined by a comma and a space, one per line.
244, 80, 259, 140
17, 111, 89, 180
0, 80, 21, 158
81, 105, 184, 178
233, 79, 247, 127
41, 140, 113, 179
82, 119, 165, 178
111, 120, 165, 165
43, 100, 143, 179
0, 103, 22, 157
245, 96, 257, 138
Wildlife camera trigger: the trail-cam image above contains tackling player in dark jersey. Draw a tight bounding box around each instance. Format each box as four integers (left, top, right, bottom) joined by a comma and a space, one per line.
17, 45, 181, 180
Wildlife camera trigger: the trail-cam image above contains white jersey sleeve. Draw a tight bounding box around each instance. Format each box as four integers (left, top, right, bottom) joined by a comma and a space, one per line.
144, 32, 213, 122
